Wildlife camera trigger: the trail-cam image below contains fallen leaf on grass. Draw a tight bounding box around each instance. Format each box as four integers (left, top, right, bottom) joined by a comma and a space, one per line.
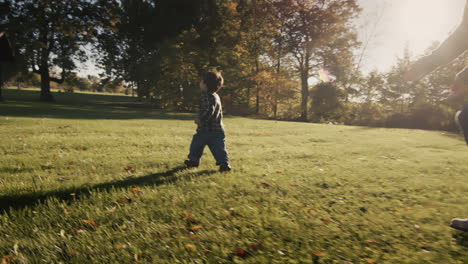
312, 252, 327, 257
187, 232, 197, 239
417, 242, 433, 250
259, 182, 270, 188
124, 165, 136, 173
365, 240, 381, 246
320, 216, 334, 225
82, 219, 98, 227
191, 225, 203, 231
131, 187, 142, 194
233, 249, 248, 258
115, 243, 128, 250
185, 243, 197, 251
1, 254, 14, 264
247, 242, 262, 251
66, 249, 79, 255
364, 258, 375, 264
121, 197, 132, 203
180, 213, 199, 224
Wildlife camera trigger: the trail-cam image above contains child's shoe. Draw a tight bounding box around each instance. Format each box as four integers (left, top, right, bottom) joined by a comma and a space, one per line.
450, 218, 468, 232
219, 163, 231, 172
184, 160, 199, 168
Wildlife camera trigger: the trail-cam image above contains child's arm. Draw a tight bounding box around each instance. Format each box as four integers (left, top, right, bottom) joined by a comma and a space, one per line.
198, 94, 215, 124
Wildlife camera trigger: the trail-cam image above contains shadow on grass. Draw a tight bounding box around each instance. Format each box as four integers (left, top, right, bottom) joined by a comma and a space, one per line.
0, 89, 195, 120
0, 166, 217, 214
0, 167, 34, 173
440, 131, 467, 144
347, 125, 382, 131
454, 232, 468, 248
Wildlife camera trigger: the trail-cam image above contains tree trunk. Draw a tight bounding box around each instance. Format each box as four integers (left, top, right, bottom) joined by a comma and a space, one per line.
37, 27, 54, 102
0, 64, 4, 102
247, 83, 250, 109
40, 68, 54, 102
273, 100, 278, 119
300, 69, 309, 121
255, 85, 260, 114
274, 51, 281, 119
135, 80, 141, 97
300, 48, 311, 121
255, 57, 260, 114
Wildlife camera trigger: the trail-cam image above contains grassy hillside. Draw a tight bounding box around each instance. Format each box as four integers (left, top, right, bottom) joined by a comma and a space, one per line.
1, 88, 467, 263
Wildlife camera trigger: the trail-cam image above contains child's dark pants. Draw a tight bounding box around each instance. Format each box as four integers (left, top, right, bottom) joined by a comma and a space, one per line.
459, 103, 468, 144
188, 131, 229, 165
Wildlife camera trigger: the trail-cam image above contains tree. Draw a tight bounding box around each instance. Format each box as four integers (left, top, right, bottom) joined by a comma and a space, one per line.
0, 2, 13, 101
310, 82, 343, 121
6, 0, 116, 101
250, 70, 297, 118
350, 71, 386, 126
383, 46, 415, 113
97, 0, 216, 99
275, 0, 361, 120
0, 32, 15, 102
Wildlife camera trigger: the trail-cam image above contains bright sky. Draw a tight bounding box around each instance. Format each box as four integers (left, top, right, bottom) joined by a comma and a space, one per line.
78, 0, 467, 78
357, 0, 466, 73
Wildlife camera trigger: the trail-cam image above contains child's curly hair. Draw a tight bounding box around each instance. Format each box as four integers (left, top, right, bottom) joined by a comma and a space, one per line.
203, 71, 224, 93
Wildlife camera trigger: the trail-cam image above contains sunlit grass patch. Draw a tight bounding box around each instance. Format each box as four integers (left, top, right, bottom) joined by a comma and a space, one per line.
1, 89, 467, 263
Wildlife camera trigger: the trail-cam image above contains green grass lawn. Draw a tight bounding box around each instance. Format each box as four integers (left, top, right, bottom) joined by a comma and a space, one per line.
1, 88, 467, 263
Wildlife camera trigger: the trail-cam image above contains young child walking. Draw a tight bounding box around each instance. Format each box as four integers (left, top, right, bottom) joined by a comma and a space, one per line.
184, 71, 231, 172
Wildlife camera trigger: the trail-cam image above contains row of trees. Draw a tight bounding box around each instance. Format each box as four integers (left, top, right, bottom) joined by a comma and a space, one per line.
347, 48, 467, 131
1, 0, 466, 130
96, 0, 361, 120
1, 0, 361, 115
